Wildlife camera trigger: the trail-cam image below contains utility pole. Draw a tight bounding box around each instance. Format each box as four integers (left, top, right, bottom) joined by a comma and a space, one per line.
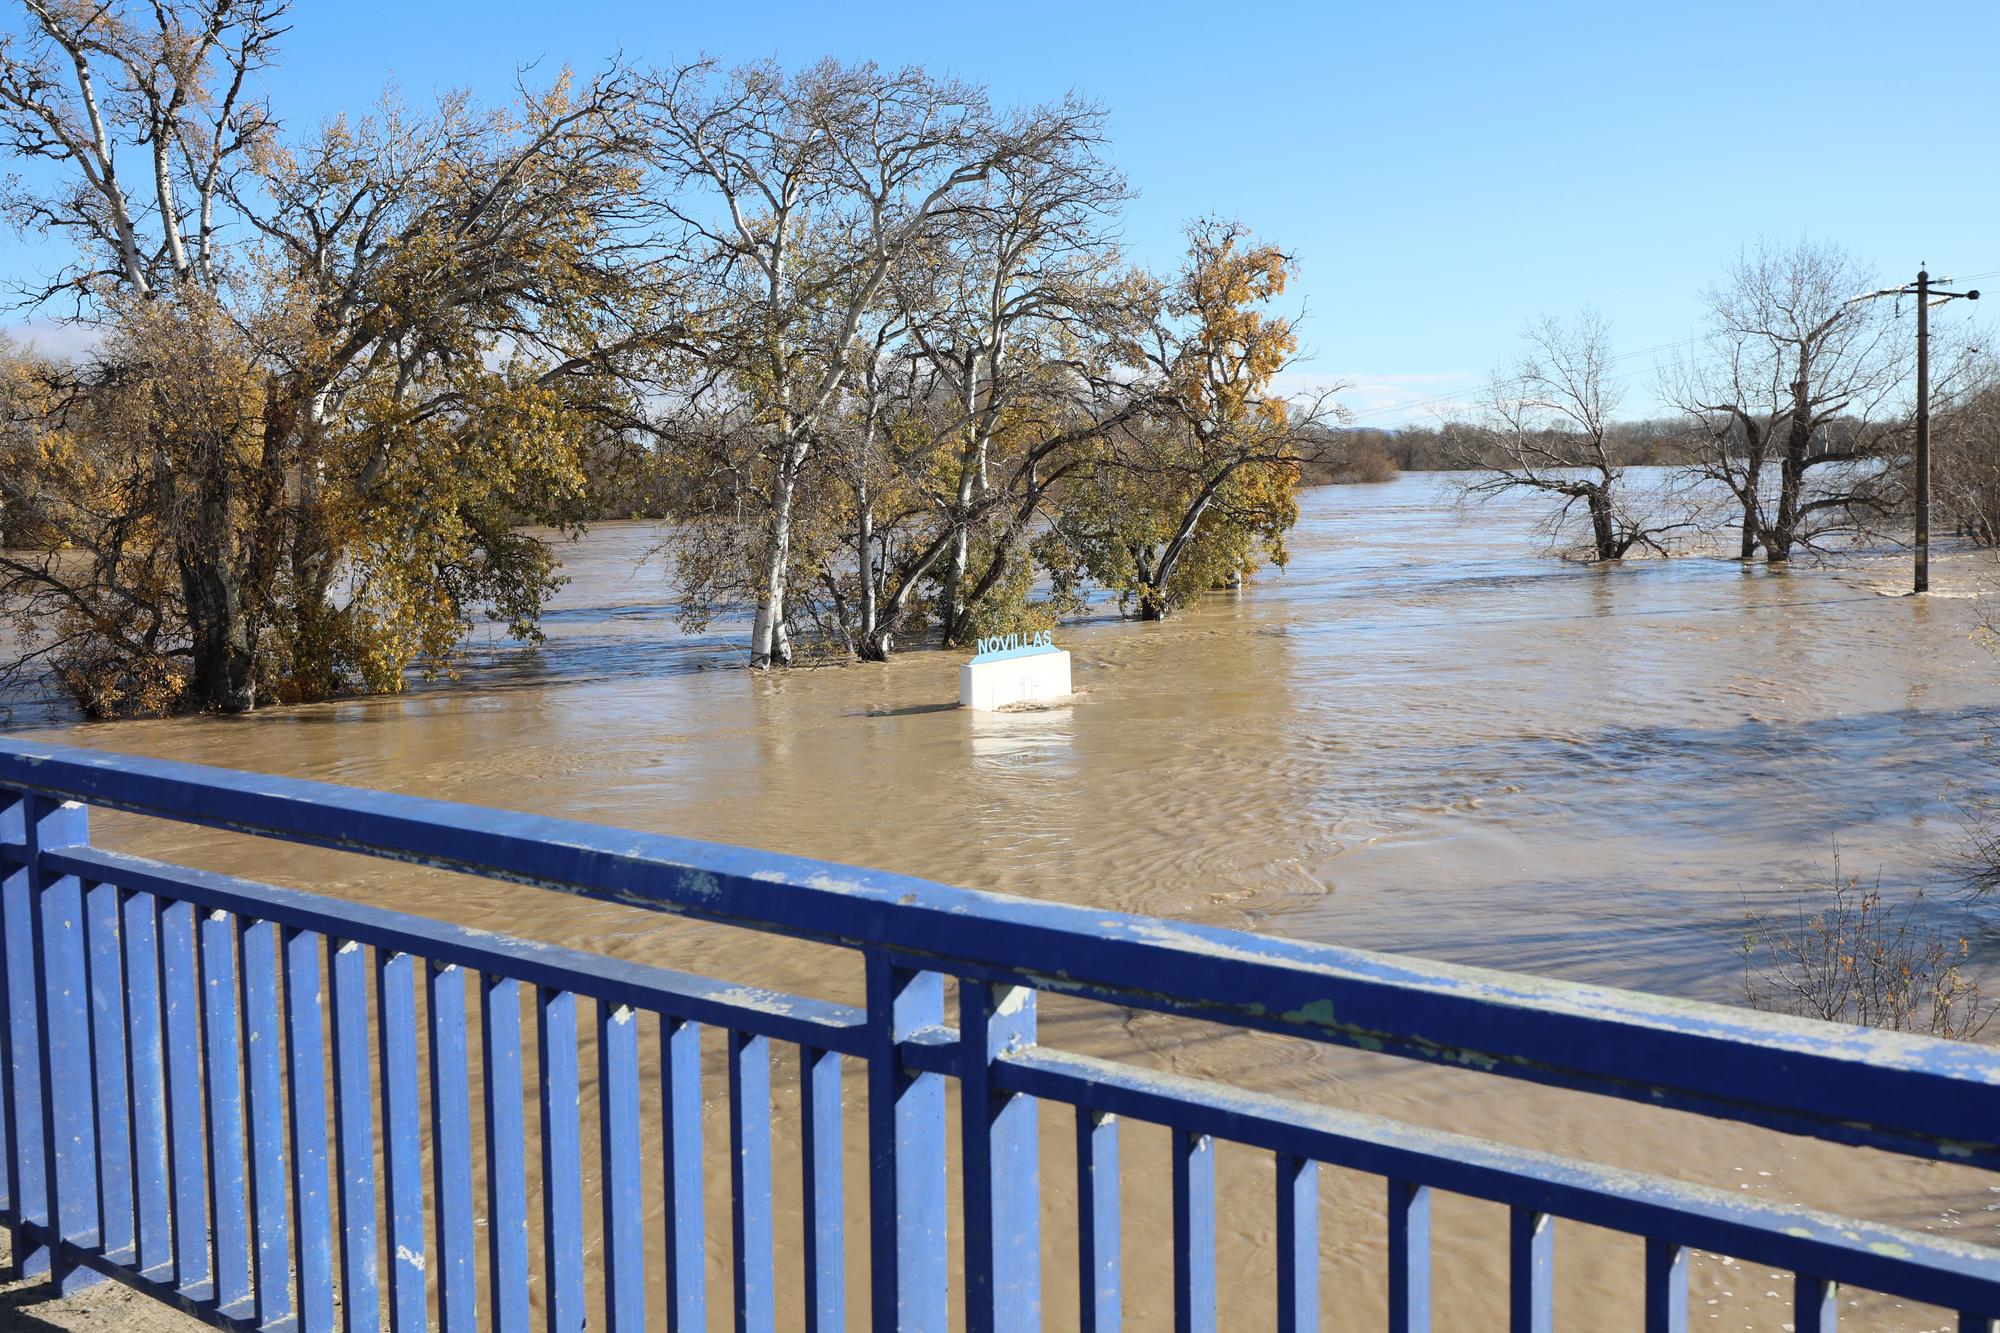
1916, 268, 1930, 593
1847, 268, 1979, 594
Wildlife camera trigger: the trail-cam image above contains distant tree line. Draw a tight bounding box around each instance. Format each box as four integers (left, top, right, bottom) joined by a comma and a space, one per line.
1933, 355, 2000, 547
1324, 419, 1697, 474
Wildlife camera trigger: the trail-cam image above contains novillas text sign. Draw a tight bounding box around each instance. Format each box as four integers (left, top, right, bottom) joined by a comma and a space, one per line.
971, 630, 1056, 660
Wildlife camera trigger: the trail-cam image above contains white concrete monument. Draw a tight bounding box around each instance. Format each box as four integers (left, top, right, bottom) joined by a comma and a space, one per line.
959, 630, 1071, 711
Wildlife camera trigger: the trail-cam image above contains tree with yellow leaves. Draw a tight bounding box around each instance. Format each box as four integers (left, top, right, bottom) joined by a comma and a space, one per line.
1045, 220, 1338, 619
0, 1, 678, 714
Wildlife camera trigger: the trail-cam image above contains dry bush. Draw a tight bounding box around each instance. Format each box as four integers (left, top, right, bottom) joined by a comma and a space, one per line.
1740, 855, 1993, 1041
1297, 442, 1400, 485
1957, 809, 2000, 899
1341, 445, 1401, 484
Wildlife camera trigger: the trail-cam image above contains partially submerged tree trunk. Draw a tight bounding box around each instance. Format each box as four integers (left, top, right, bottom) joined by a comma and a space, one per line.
1670, 241, 1909, 567
180, 556, 255, 711
750, 456, 802, 669
1453, 313, 1683, 563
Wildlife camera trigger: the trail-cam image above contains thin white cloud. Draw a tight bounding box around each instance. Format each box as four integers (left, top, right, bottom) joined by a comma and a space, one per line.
2, 319, 104, 362
1276, 369, 1482, 425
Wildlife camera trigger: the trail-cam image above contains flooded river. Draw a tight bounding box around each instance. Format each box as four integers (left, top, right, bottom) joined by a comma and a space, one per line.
15, 472, 2000, 1330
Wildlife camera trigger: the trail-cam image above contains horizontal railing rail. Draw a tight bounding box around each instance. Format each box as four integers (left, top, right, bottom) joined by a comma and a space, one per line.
2, 738, 1993, 1165
1, 735, 1997, 1332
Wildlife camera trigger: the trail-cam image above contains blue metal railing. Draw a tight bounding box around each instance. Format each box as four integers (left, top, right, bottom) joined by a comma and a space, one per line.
0, 735, 1997, 1331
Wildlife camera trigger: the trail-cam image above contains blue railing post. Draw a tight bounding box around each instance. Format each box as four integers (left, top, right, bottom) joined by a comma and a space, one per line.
428, 962, 476, 1333
1795, 1276, 1836, 1333
1387, 1178, 1431, 1333
83, 882, 133, 1268
1644, 1239, 1688, 1333
1509, 1208, 1553, 1333
481, 974, 530, 1333
199, 907, 252, 1312
597, 1002, 644, 1333
960, 981, 1039, 1333
327, 938, 379, 1329
537, 987, 584, 1333
1076, 1108, 1120, 1333
1276, 1154, 1318, 1333
121, 889, 170, 1277
160, 900, 208, 1291
0, 785, 42, 1279
662, 1015, 706, 1332
378, 951, 424, 1333
282, 926, 336, 1333
1172, 1130, 1216, 1333
240, 920, 294, 1327
27, 796, 103, 1294
801, 1044, 845, 1333
728, 1027, 775, 1332
866, 955, 947, 1332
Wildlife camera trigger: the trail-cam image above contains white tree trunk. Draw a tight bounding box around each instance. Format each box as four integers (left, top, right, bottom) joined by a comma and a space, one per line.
750, 462, 800, 669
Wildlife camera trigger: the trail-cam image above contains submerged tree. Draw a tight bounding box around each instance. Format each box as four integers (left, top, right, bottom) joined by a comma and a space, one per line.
640, 59, 1106, 668
1451, 312, 1683, 561
0, 1, 674, 714
1665, 240, 1911, 563
1047, 220, 1334, 618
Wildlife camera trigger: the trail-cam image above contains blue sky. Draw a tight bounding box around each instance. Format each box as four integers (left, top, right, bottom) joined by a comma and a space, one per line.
11, 1, 1999, 421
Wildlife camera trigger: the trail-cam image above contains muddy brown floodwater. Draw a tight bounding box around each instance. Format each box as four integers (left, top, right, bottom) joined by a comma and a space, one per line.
11, 471, 2000, 1331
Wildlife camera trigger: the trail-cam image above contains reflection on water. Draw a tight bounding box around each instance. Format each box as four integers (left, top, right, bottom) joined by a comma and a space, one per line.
15, 470, 2000, 1329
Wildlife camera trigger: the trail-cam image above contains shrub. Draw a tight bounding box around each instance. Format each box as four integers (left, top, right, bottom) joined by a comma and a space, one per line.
1740, 855, 1992, 1041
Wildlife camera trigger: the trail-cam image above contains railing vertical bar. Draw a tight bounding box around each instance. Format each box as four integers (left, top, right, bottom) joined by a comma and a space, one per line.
961, 981, 1039, 1333
0, 788, 45, 1279
428, 961, 477, 1333
84, 881, 133, 1262
31, 798, 98, 1293
662, 1016, 704, 1333
199, 906, 251, 1311
729, 1028, 774, 1333
482, 975, 530, 1333
1509, 1208, 1553, 1333
328, 938, 380, 1332
864, 957, 946, 1333
538, 987, 584, 1333
1386, 1178, 1431, 1333
1795, 1275, 1836, 1333
377, 950, 424, 1333
0, 792, 17, 1238
597, 1001, 643, 1333
1076, 1108, 1119, 1333
1172, 1130, 1216, 1333
240, 920, 294, 1326
160, 900, 207, 1292
121, 889, 171, 1276
1644, 1238, 1688, 1333
1275, 1154, 1318, 1333
800, 1044, 843, 1333
283, 927, 336, 1333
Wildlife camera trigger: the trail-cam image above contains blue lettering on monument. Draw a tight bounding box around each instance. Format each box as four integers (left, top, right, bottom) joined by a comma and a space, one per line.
972, 629, 1055, 659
